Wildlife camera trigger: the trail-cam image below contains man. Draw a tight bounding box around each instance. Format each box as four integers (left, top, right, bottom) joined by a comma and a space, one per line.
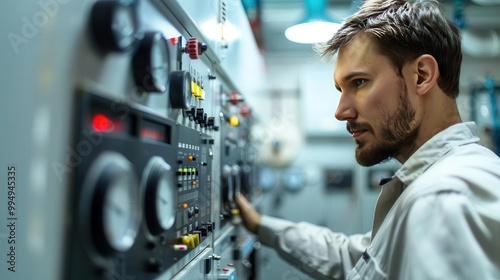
235, 0, 500, 279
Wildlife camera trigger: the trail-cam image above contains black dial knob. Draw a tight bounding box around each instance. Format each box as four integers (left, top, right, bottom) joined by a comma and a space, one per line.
169, 70, 192, 109
196, 108, 204, 124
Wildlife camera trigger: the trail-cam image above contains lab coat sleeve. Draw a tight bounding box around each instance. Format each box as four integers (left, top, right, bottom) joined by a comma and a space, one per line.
258, 215, 371, 280
391, 191, 500, 279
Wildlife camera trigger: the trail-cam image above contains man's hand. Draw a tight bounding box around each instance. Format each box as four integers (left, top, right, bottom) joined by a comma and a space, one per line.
234, 193, 261, 234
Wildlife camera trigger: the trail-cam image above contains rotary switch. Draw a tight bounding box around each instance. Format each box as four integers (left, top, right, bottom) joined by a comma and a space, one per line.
184, 38, 207, 60
169, 70, 192, 109
240, 104, 251, 117
229, 92, 244, 105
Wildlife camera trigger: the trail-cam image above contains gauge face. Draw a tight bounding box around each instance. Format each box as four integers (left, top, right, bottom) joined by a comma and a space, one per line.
169, 70, 192, 109
282, 167, 306, 192
91, 0, 138, 52
259, 167, 277, 192
150, 38, 169, 92
85, 152, 141, 255
143, 157, 176, 235
133, 32, 171, 93
112, 5, 137, 50
103, 172, 138, 251
155, 174, 175, 230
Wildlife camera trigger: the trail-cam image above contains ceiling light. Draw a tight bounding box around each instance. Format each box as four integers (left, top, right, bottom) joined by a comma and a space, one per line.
285, 0, 342, 44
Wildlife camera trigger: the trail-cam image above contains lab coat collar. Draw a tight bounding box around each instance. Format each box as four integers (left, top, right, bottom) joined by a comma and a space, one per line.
395, 122, 480, 187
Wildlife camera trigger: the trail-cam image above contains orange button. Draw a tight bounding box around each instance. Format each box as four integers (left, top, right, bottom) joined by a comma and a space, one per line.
188, 155, 194, 161
192, 181, 197, 185
182, 203, 188, 209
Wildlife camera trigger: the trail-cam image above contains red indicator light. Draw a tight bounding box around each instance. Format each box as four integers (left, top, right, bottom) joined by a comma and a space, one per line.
170, 37, 178, 45
151, 130, 159, 139
92, 114, 112, 132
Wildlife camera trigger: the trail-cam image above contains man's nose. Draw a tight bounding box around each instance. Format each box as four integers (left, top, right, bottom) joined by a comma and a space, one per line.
335, 94, 356, 121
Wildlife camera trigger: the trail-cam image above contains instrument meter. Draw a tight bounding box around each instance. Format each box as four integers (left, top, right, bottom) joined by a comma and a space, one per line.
133, 32, 171, 93
91, 0, 139, 52
84, 152, 141, 254
142, 157, 176, 235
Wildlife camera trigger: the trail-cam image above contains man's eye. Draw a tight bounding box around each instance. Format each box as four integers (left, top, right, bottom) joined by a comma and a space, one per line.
355, 79, 366, 87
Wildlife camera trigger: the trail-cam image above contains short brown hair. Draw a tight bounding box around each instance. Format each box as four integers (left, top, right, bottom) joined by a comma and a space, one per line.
319, 0, 462, 98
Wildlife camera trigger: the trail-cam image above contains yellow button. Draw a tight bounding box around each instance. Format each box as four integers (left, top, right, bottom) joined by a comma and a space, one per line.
182, 235, 195, 249
191, 81, 196, 94
192, 233, 200, 246
229, 116, 239, 127
231, 208, 240, 216
195, 85, 202, 97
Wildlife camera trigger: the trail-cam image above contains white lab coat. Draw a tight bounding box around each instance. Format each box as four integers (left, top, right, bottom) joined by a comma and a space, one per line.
258, 122, 500, 279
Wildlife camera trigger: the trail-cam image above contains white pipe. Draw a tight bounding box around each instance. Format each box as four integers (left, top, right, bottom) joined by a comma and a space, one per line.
461, 29, 500, 58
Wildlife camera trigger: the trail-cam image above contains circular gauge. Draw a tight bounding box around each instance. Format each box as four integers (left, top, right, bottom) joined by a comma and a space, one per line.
258, 167, 277, 192
282, 166, 306, 192
132, 32, 170, 93
91, 0, 139, 52
169, 70, 192, 109
142, 157, 176, 235
85, 152, 141, 254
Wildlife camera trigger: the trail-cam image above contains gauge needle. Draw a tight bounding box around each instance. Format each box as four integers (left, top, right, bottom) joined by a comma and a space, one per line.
111, 202, 125, 217
159, 196, 168, 205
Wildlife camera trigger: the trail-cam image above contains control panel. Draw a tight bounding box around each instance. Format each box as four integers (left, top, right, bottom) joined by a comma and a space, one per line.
219, 88, 257, 229
66, 91, 181, 279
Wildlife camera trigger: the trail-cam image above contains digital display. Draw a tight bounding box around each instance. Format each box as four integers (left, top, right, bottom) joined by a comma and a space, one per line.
91, 113, 125, 133
141, 119, 171, 144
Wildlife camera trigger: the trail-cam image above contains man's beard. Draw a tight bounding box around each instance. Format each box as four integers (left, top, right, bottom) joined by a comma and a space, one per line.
354, 79, 418, 166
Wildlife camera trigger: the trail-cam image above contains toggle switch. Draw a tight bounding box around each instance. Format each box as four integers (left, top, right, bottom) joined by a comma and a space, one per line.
182, 235, 195, 249
192, 233, 200, 246
173, 244, 188, 251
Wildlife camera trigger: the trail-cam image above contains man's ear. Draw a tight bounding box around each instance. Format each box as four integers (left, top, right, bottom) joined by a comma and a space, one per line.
414, 54, 439, 96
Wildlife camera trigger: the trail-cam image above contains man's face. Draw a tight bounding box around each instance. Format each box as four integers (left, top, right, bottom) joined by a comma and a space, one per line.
333, 33, 420, 166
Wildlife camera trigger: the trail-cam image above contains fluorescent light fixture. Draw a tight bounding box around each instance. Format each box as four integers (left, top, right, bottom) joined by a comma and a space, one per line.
285, 0, 342, 44
285, 21, 341, 44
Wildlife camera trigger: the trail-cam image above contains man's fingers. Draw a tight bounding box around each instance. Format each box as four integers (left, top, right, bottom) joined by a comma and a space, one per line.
234, 194, 260, 233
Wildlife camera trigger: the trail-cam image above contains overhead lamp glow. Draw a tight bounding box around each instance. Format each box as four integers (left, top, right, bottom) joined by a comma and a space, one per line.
285, 21, 341, 44
285, 0, 342, 44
